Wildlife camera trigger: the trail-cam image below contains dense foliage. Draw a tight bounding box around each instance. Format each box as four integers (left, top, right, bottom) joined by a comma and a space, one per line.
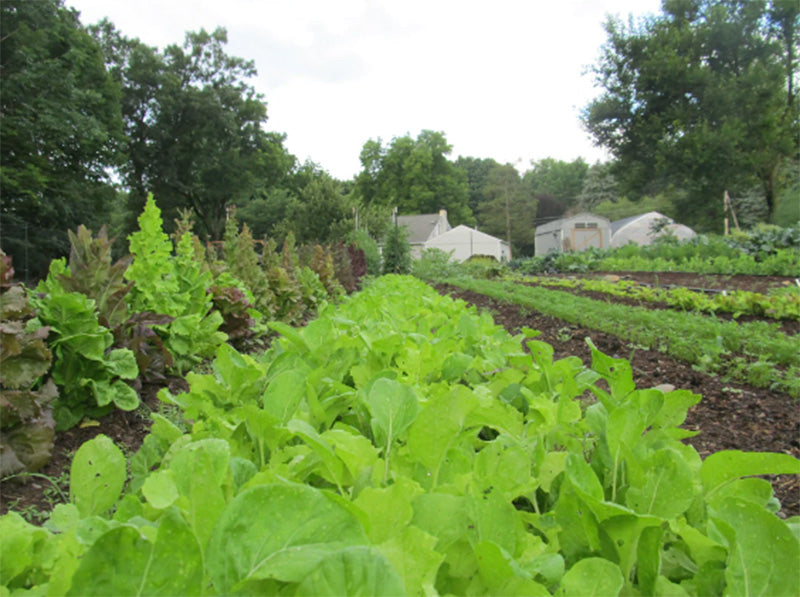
355, 131, 474, 227
91, 23, 295, 241
8, 195, 361, 446
1, 276, 797, 595
0, 0, 122, 281
583, 0, 800, 228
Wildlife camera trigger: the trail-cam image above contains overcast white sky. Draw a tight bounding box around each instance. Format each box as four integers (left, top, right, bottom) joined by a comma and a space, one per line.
66, 0, 662, 180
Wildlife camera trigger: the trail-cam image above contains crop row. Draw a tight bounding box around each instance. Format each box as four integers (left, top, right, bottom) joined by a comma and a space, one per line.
0, 195, 360, 478
445, 276, 800, 397
2, 275, 798, 596
508, 274, 800, 321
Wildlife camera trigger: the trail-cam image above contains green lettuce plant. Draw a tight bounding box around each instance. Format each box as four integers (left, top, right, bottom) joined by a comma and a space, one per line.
124, 195, 226, 373
31, 260, 139, 430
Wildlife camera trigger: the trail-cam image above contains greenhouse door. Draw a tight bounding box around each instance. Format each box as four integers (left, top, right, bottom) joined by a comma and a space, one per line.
572, 227, 603, 250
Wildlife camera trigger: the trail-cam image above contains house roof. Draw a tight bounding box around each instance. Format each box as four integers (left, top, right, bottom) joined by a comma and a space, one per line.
396, 212, 449, 244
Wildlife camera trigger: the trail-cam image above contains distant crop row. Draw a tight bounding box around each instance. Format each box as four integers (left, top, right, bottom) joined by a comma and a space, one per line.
445, 276, 800, 397
509, 274, 800, 321
2, 276, 798, 596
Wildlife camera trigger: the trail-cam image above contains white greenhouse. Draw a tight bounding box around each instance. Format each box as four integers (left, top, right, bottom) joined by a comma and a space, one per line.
534, 213, 611, 255
610, 212, 696, 248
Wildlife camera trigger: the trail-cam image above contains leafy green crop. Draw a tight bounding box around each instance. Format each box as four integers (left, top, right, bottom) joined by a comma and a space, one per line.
125, 195, 226, 373
30, 260, 139, 430
2, 276, 798, 596
511, 230, 800, 276
449, 276, 800, 396
511, 274, 800, 320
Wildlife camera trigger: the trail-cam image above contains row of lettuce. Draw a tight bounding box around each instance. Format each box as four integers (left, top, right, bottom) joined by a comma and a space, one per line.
418, 249, 800, 322
505, 275, 800, 321
2, 275, 798, 596
440, 276, 800, 397
0, 196, 364, 478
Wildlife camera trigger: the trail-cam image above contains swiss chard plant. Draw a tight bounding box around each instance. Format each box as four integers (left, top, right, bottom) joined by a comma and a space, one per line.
0, 251, 57, 476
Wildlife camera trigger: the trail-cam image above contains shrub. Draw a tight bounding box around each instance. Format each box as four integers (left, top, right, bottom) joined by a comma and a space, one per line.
412, 248, 458, 281
382, 224, 411, 275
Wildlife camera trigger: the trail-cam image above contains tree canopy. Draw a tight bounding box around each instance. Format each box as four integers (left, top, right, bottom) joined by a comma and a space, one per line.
477, 164, 538, 257
524, 158, 589, 211
583, 0, 799, 229
0, 0, 122, 281
91, 23, 296, 240
354, 131, 474, 227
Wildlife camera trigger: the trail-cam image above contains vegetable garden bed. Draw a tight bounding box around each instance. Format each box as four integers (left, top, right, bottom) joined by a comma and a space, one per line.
435, 283, 800, 519
2, 275, 798, 595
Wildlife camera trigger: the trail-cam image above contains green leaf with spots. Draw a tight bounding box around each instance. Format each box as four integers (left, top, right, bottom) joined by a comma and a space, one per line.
70, 435, 126, 518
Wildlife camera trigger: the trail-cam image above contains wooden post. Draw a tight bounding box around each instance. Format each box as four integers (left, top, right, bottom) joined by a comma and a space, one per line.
723, 191, 729, 236
723, 190, 740, 234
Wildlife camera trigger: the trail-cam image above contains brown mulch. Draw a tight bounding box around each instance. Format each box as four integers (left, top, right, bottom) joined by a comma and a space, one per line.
434, 279, 800, 519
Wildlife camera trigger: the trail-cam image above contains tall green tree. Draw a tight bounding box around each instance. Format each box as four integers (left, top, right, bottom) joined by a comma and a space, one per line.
92, 23, 295, 240
294, 168, 355, 244
477, 164, 538, 257
583, 0, 799, 228
0, 0, 122, 281
381, 221, 412, 275
454, 156, 500, 215
354, 131, 474, 226
523, 158, 589, 210
577, 162, 621, 209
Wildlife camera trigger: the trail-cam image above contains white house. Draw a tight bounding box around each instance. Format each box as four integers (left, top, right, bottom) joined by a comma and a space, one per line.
393, 210, 509, 262
611, 212, 697, 247
534, 213, 611, 255
396, 210, 451, 258
425, 225, 511, 262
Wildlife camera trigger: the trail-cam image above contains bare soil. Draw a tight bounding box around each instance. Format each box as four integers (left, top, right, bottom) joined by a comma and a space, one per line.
434, 273, 799, 518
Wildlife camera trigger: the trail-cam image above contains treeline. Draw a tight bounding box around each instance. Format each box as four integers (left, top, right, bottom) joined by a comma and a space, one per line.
2, 0, 797, 280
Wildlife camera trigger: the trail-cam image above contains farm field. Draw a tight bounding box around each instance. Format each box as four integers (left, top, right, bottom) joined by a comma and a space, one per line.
435, 279, 800, 518
3, 275, 799, 595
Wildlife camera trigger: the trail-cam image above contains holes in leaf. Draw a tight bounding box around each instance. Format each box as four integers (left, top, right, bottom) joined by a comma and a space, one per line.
478, 426, 499, 441
513, 495, 536, 513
